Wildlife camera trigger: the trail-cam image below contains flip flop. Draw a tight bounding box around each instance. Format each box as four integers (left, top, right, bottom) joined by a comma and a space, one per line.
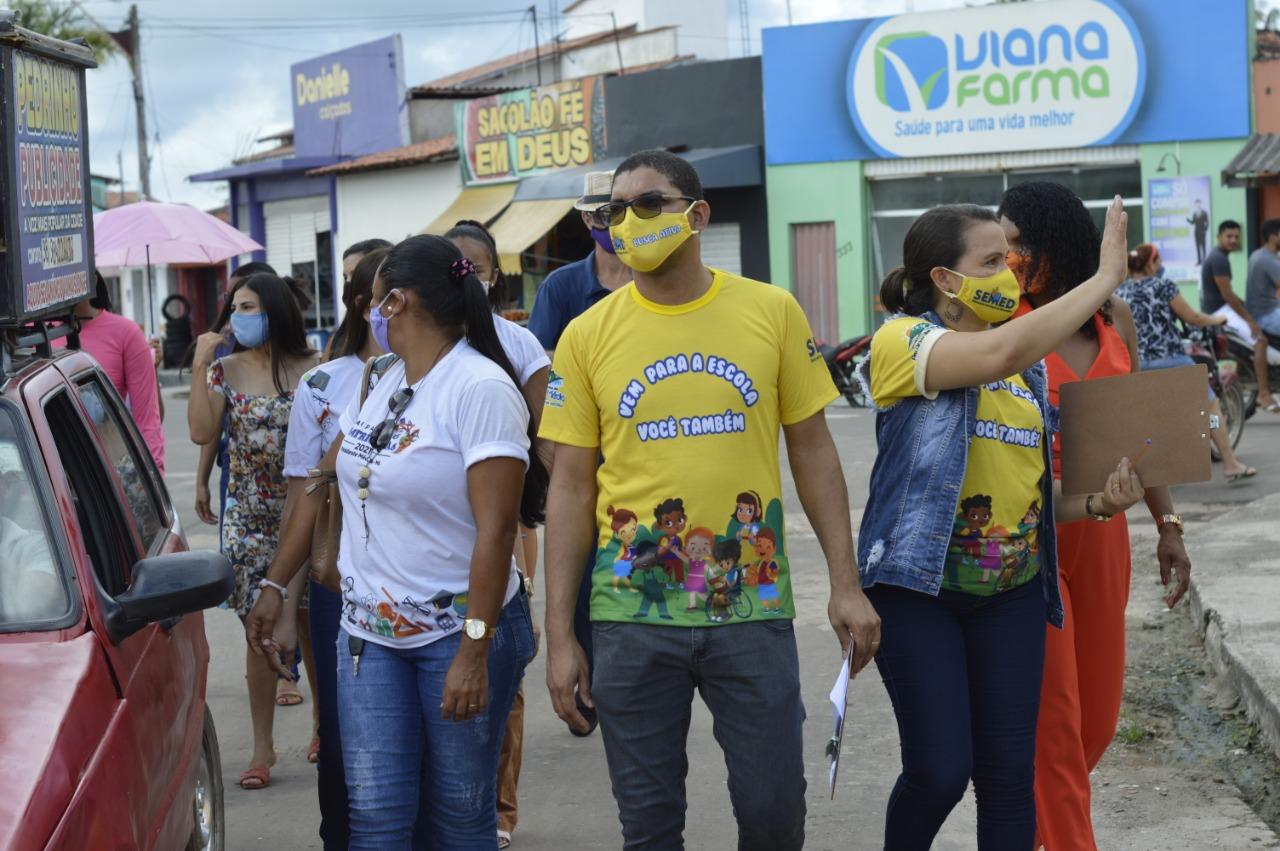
1227, 467, 1258, 483
1262, 400, 1280, 413
276, 680, 304, 707
238, 765, 270, 790
307, 736, 320, 764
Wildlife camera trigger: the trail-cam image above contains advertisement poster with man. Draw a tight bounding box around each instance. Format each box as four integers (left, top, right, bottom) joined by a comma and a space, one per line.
1149, 175, 1212, 281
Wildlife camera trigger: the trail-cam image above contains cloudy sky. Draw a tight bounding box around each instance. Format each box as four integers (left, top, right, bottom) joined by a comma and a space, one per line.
72, 0, 1003, 210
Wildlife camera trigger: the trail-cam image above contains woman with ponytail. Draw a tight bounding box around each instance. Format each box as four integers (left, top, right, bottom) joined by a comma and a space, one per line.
247, 235, 542, 847
860, 199, 1146, 848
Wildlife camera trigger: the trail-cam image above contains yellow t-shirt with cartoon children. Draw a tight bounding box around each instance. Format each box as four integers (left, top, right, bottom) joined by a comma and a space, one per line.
870, 317, 1045, 595
539, 269, 839, 626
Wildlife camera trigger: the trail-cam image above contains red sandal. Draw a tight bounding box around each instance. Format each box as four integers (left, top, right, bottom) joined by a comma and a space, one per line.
307, 737, 320, 764
238, 765, 270, 790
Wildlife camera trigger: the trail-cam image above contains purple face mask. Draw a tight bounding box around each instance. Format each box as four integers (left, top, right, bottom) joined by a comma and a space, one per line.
590, 226, 616, 255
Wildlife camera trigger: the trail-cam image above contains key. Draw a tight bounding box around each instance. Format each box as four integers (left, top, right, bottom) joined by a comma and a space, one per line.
348, 635, 366, 678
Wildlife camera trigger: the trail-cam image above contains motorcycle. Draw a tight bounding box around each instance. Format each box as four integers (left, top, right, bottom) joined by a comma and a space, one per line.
1183, 322, 1246, 458
818, 335, 872, 408
1221, 326, 1280, 418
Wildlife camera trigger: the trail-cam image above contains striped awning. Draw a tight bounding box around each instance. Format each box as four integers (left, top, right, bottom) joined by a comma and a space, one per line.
1222, 134, 1280, 187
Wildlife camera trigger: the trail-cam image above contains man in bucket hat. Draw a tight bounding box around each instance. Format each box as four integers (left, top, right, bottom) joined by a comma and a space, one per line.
528, 170, 632, 738
528, 170, 632, 354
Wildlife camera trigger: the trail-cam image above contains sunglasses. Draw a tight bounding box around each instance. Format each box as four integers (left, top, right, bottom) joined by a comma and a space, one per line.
369, 387, 415, 451
596, 193, 696, 228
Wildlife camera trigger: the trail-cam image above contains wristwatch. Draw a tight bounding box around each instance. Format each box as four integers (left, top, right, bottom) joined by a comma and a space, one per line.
1085, 493, 1113, 522
1157, 513, 1185, 535
523, 576, 535, 599
464, 618, 496, 640
258, 578, 289, 600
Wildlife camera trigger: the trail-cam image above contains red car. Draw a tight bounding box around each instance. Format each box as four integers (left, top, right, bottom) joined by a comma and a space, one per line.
0, 339, 232, 851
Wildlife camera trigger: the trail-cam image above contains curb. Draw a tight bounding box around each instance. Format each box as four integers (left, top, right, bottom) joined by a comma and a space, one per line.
1183, 493, 1280, 762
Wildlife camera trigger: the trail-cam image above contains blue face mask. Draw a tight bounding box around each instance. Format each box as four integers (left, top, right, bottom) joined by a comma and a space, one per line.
230, 312, 269, 349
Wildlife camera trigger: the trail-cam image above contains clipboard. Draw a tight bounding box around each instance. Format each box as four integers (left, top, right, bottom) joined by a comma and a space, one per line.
1060, 364, 1212, 496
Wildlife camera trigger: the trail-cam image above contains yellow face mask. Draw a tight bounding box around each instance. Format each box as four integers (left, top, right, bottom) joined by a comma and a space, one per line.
940, 266, 1021, 324
609, 202, 697, 273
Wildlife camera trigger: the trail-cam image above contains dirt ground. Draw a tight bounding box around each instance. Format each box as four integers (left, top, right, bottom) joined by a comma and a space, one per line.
1097, 527, 1280, 846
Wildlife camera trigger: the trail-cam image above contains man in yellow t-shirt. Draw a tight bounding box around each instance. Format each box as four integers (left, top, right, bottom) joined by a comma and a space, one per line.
540, 149, 881, 850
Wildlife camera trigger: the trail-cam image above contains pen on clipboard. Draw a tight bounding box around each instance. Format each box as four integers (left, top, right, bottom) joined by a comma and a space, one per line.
1131, 439, 1153, 466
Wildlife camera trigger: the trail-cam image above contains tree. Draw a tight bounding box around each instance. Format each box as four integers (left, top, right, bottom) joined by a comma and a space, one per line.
9, 0, 119, 60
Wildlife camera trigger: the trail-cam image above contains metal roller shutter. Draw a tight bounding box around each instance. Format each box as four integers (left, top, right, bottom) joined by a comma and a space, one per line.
701, 223, 742, 275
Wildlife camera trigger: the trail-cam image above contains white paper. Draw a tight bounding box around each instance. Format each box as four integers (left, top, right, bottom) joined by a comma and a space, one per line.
827, 652, 853, 798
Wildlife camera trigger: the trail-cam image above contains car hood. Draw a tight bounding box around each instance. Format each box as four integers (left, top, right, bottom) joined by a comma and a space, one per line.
0, 632, 117, 851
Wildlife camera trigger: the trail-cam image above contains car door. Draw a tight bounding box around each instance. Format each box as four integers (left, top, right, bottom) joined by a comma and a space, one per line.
33, 367, 203, 850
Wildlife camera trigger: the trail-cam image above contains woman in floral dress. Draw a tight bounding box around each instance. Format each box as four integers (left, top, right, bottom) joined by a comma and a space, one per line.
189, 272, 317, 790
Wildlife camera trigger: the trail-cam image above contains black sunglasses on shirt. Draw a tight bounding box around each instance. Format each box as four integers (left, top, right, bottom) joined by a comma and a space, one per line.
368, 387, 415, 451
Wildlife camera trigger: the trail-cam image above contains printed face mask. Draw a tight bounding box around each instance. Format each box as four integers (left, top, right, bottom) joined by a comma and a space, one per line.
1006, 250, 1051, 296
230, 312, 269, 349
369, 290, 399, 354
940, 267, 1021, 324
609, 202, 697, 273
590, 225, 617, 255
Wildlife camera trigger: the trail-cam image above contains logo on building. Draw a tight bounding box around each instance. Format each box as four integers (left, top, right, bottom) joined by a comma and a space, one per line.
875, 32, 949, 112
847, 0, 1145, 158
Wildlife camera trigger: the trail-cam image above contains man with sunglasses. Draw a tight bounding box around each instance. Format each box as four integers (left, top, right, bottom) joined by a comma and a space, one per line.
540, 149, 881, 850
528, 171, 633, 354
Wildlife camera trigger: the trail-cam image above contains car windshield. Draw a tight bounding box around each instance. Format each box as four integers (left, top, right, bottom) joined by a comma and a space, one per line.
0, 403, 68, 628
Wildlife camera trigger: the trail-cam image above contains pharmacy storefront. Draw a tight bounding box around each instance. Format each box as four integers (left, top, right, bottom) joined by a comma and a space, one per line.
762, 0, 1253, 341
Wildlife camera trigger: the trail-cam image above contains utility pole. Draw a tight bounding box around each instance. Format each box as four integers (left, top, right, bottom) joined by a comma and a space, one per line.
529, 5, 542, 85
116, 150, 124, 207
126, 4, 151, 200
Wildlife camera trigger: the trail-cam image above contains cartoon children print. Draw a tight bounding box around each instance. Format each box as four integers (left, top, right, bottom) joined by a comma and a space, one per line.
607, 506, 641, 593
682, 527, 714, 611
705, 538, 741, 623
630, 540, 673, 620
732, 490, 763, 548
654, 497, 689, 586
753, 528, 783, 613
954, 494, 993, 562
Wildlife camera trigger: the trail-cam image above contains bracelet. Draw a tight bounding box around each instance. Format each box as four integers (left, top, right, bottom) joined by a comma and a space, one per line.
1085, 493, 1113, 522
258, 578, 289, 601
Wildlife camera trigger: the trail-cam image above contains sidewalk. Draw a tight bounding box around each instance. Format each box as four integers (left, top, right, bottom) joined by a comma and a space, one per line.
1184, 491, 1280, 762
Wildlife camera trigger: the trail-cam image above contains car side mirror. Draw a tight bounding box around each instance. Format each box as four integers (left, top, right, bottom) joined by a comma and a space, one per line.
106, 551, 234, 643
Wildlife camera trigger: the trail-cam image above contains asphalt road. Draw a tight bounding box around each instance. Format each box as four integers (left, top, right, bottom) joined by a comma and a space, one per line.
158, 388, 1280, 850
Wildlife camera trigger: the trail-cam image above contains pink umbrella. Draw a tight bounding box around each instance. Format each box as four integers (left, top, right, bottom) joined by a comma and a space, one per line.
94, 200, 262, 266
93, 200, 263, 335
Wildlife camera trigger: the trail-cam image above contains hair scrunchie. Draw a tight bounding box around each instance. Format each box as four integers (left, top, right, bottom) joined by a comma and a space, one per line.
450, 257, 476, 281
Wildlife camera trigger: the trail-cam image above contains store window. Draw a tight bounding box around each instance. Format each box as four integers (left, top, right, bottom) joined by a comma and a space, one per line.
868, 165, 1144, 313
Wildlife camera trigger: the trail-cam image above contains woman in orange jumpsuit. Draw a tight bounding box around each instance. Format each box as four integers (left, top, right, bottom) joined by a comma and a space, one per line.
997, 182, 1194, 851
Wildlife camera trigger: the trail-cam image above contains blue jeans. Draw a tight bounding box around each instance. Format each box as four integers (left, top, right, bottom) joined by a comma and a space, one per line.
337, 593, 534, 850
865, 580, 1046, 850
1141, 353, 1216, 400
1258, 307, 1280, 337
309, 581, 348, 849
590, 620, 806, 851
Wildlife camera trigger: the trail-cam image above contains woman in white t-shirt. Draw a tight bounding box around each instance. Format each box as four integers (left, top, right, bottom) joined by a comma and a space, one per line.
447, 219, 549, 849
278, 243, 389, 840
248, 235, 545, 848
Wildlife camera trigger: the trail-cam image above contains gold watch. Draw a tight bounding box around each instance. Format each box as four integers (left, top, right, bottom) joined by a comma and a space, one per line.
464, 618, 496, 640
1157, 514, 1184, 535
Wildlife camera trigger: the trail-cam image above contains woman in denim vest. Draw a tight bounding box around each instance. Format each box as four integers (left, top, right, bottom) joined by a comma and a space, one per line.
858, 199, 1146, 849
